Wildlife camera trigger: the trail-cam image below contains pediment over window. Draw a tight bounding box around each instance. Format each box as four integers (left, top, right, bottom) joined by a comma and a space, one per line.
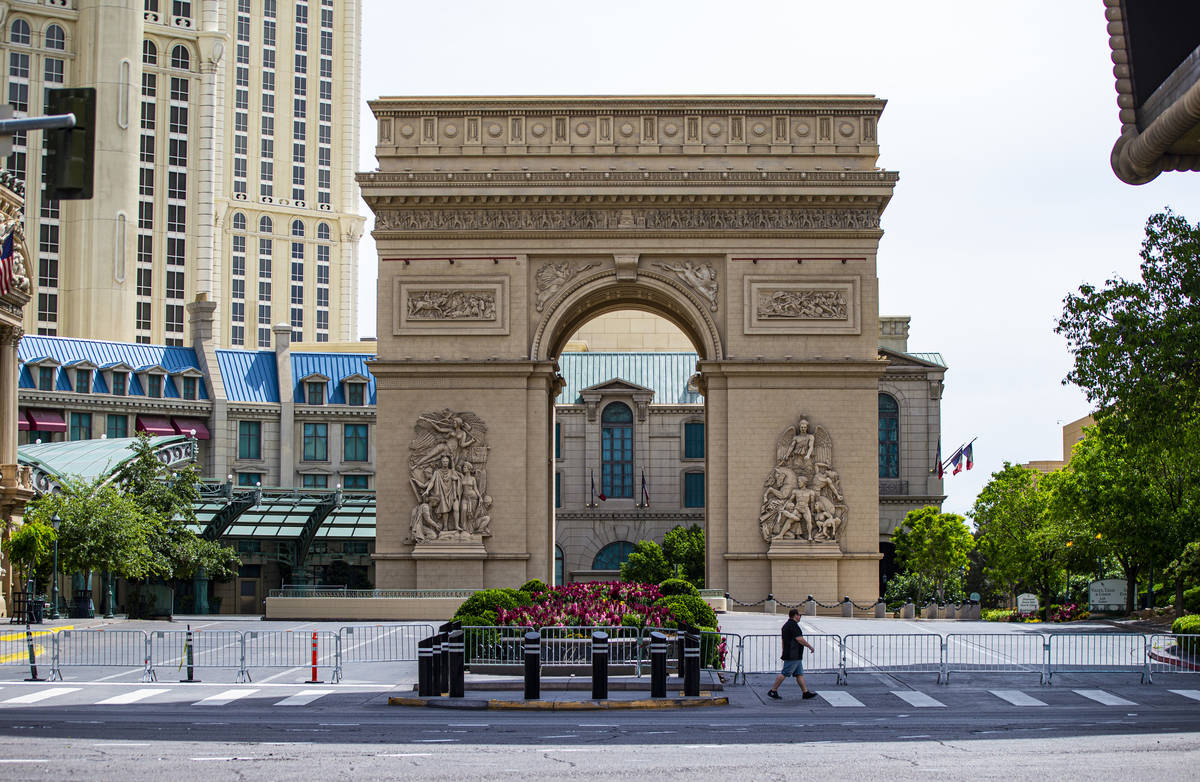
580, 377, 656, 422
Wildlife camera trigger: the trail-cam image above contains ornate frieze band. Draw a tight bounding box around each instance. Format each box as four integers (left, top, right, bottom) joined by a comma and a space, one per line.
394, 277, 509, 336
375, 207, 879, 233
743, 276, 860, 335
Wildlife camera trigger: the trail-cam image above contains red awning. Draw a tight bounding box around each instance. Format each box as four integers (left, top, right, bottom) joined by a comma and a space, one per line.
25, 409, 67, 433
18, 411, 29, 431
136, 415, 175, 436
172, 417, 210, 440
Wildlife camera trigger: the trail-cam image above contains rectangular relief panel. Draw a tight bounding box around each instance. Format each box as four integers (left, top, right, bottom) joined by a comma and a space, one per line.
743, 275, 861, 335
393, 276, 510, 336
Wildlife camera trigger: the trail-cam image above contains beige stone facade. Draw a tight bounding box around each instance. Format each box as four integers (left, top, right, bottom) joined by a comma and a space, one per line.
360, 95, 901, 605
0, 0, 364, 347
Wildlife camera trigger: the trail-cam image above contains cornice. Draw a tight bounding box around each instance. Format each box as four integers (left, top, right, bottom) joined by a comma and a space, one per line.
358, 170, 898, 189
880, 494, 946, 505
369, 94, 887, 115
18, 390, 212, 414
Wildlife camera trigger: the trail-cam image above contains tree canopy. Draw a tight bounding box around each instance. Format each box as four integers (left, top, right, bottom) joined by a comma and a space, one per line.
892, 506, 974, 602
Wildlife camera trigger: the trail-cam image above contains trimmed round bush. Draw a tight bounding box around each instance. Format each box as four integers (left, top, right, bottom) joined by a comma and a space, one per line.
1173, 614, 1200, 655
453, 588, 530, 621
519, 578, 548, 596
658, 578, 699, 597
654, 594, 718, 629
456, 612, 497, 628
1184, 586, 1200, 615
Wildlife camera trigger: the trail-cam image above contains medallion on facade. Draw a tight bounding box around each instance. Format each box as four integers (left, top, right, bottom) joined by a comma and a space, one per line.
408, 410, 492, 543
759, 416, 847, 544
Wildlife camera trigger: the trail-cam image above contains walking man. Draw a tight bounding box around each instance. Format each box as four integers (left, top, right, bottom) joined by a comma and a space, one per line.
767, 608, 817, 700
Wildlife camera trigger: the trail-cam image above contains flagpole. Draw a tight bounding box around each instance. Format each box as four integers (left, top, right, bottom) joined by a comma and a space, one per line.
938, 437, 978, 472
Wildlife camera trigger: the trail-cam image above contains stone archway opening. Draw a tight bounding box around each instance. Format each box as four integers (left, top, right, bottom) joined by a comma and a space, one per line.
551, 307, 709, 585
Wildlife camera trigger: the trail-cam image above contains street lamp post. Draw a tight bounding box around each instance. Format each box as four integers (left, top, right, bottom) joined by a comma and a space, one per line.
49, 513, 60, 620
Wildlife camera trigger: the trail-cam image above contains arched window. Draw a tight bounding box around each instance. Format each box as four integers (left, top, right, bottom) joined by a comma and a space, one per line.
291, 219, 304, 237
879, 393, 899, 479
592, 541, 634, 571
259, 216, 272, 233
316, 222, 330, 240
554, 545, 564, 587
601, 402, 633, 498
232, 212, 246, 231
170, 44, 190, 70
143, 40, 157, 65
45, 25, 65, 50
10, 19, 31, 46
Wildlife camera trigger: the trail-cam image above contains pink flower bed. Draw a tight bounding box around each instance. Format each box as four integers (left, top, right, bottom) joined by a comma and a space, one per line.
496, 581, 673, 628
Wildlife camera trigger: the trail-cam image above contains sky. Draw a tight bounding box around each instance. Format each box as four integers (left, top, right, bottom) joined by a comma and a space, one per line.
354, 0, 1199, 516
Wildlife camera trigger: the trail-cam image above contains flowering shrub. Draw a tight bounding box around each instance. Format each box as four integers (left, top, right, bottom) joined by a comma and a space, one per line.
1048, 603, 1090, 622
496, 581, 672, 628
982, 608, 1040, 623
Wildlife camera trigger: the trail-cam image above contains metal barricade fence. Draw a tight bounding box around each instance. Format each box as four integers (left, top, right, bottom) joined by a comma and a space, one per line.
738, 633, 844, 684
539, 626, 639, 666
943, 633, 1048, 683
51, 629, 151, 682
242, 630, 342, 683
1046, 633, 1148, 684
639, 627, 742, 678
0, 627, 54, 670
1148, 633, 1200, 675
462, 626, 533, 666
843, 633, 943, 682
338, 624, 436, 663
149, 630, 247, 681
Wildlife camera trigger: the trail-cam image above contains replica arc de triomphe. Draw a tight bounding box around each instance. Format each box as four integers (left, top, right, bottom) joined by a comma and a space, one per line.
359, 96, 897, 605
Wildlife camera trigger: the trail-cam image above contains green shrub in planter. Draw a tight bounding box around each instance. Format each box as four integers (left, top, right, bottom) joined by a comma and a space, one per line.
659, 578, 700, 597
1172, 614, 1200, 656
654, 594, 717, 629
453, 588, 530, 621
519, 579, 548, 596
1183, 586, 1200, 615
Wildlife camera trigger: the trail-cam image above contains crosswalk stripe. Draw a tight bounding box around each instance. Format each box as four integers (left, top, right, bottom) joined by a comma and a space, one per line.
96, 688, 169, 705
989, 690, 1047, 707
891, 690, 945, 708
194, 689, 259, 706
1168, 689, 1200, 702
274, 689, 333, 707
1, 687, 81, 705
818, 690, 864, 707
1073, 689, 1136, 706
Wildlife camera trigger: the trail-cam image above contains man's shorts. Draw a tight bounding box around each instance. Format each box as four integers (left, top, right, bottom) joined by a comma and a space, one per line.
780, 658, 803, 676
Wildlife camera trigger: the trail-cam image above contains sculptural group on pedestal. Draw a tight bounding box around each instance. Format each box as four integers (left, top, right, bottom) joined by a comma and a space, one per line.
408, 409, 492, 543
759, 416, 848, 544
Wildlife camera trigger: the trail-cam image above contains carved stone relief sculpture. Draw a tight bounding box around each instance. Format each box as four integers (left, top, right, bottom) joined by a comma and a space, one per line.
406, 289, 496, 321
408, 410, 492, 543
535, 261, 597, 311
653, 261, 719, 311
759, 416, 848, 544
756, 289, 847, 320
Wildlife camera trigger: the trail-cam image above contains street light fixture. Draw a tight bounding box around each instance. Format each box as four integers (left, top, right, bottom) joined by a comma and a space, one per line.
49, 513, 60, 620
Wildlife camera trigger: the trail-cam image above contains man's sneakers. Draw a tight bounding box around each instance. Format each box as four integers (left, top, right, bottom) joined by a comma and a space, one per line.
767, 690, 782, 700
802, 691, 818, 700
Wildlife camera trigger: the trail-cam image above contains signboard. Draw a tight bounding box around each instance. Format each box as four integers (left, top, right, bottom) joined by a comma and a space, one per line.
1089, 579, 1128, 613
1016, 593, 1039, 614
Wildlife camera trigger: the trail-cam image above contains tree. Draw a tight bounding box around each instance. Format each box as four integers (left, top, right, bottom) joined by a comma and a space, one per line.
972, 463, 1065, 612
619, 540, 672, 584
1049, 419, 1168, 613
662, 524, 705, 588
1, 519, 56, 589
1056, 209, 1200, 614
892, 506, 974, 603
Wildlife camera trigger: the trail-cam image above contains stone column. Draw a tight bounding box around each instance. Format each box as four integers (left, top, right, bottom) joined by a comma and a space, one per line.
273, 324, 294, 487
0, 324, 21, 466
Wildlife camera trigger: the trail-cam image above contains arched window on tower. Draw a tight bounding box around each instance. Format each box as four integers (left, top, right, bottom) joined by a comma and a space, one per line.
170, 44, 190, 71
601, 402, 634, 498
143, 40, 157, 65
9, 20, 31, 46
592, 541, 634, 571
879, 393, 899, 479
45, 25, 65, 50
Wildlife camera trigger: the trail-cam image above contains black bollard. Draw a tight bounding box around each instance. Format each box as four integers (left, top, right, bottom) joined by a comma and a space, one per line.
649, 631, 667, 699
447, 630, 465, 698
180, 624, 199, 682
523, 630, 541, 700
437, 621, 458, 695
683, 629, 700, 697
417, 635, 435, 697
24, 624, 40, 681
431, 632, 445, 695
591, 631, 609, 700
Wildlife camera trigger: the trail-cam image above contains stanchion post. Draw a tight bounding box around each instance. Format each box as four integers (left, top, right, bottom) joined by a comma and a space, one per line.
417, 635, 435, 697
447, 630, 465, 698
841, 596, 853, 618
180, 623, 199, 682
765, 593, 777, 615
683, 628, 701, 697
805, 595, 817, 617
523, 630, 541, 700
307, 631, 323, 683
24, 623, 40, 681
650, 631, 667, 699
591, 631, 609, 700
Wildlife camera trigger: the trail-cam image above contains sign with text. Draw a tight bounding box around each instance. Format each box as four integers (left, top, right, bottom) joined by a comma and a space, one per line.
1089, 579, 1128, 613
1016, 593, 1039, 614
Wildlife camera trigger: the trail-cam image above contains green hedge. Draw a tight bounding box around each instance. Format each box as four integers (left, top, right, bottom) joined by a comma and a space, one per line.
453, 588, 531, 621
658, 578, 700, 597
1173, 614, 1200, 656
653, 594, 717, 629
518, 579, 548, 597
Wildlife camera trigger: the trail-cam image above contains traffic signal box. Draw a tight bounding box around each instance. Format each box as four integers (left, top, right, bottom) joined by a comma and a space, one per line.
44, 87, 96, 201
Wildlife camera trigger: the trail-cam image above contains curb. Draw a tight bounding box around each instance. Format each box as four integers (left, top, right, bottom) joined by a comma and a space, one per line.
388, 694, 728, 710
